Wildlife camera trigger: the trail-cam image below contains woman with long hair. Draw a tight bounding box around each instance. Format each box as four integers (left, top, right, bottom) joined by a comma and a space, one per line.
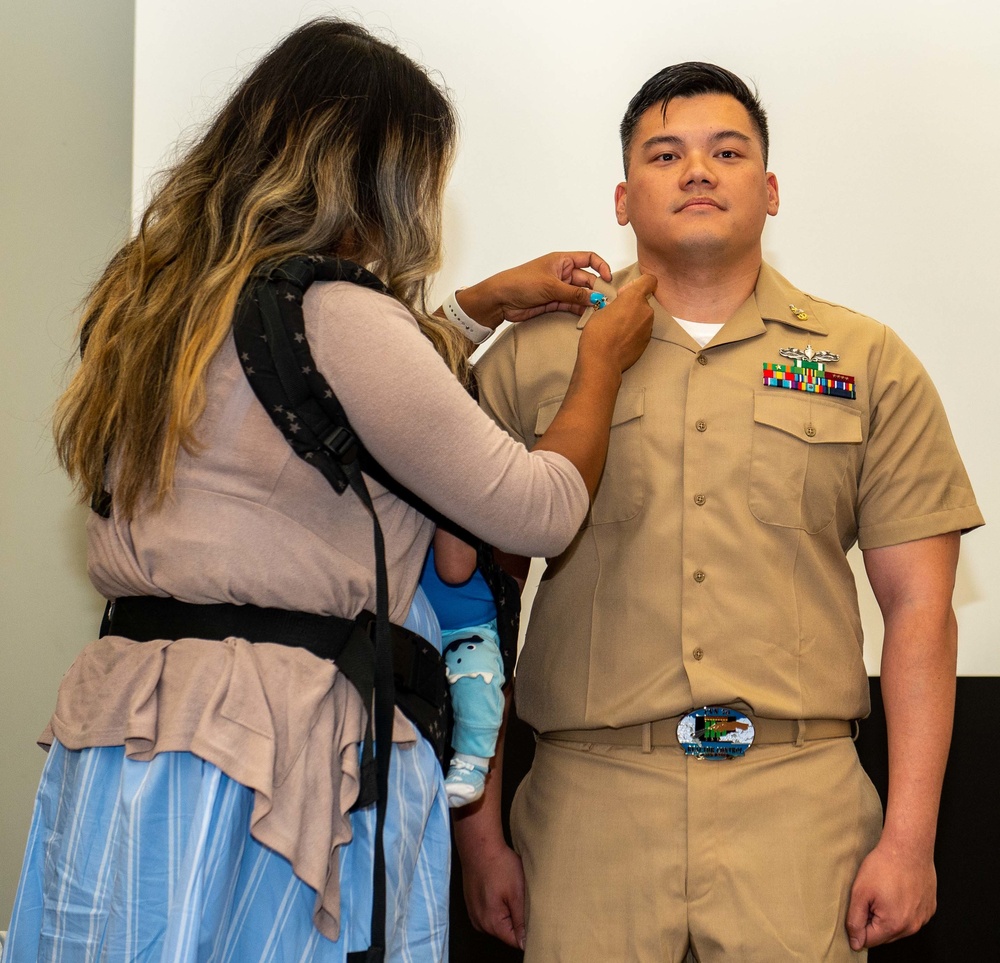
4, 18, 654, 963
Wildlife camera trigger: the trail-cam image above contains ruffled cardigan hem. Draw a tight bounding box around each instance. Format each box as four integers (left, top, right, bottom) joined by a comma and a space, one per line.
41, 635, 416, 941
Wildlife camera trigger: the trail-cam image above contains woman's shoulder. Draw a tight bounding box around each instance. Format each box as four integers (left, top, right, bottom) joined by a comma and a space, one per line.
304, 279, 419, 336
299, 277, 447, 391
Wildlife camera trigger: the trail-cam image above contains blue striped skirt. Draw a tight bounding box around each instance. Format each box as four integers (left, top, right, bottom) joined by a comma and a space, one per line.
3, 590, 450, 963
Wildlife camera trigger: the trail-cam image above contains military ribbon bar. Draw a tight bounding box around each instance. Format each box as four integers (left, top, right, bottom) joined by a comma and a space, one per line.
762, 362, 856, 400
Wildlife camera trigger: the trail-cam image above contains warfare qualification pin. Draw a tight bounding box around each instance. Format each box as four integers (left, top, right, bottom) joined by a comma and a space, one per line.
778, 344, 840, 363
677, 707, 755, 760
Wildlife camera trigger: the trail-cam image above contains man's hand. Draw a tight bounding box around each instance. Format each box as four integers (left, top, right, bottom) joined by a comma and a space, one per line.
460, 839, 526, 950
846, 836, 937, 949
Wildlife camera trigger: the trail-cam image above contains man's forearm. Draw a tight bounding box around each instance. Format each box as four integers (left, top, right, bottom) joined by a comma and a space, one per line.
867, 532, 960, 853
848, 532, 961, 949
451, 684, 527, 949
453, 684, 512, 858
879, 605, 957, 855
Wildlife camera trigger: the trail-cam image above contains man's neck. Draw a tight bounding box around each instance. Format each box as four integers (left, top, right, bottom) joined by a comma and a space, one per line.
636, 249, 762, 325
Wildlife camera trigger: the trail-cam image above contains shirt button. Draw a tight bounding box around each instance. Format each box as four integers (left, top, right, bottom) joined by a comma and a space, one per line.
693, 647, 705, 660
693, 570, 706, 583
694, 493, 706, 506
696, 420, 707, 432
696, 354, 708, 366
805, 424, 816, 438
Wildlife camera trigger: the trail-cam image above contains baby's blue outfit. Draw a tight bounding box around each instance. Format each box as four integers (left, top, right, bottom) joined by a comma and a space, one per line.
419, 547, 505, 763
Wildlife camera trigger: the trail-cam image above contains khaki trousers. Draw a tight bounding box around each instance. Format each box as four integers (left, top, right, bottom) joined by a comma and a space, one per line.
511, 735, 882, 962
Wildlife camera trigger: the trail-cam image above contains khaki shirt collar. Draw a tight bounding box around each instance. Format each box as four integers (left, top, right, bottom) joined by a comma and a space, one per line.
579, 261, 829, 350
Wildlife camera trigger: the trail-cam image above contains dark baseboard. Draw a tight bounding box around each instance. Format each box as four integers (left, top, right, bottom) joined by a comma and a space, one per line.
450, 677, 1000, 962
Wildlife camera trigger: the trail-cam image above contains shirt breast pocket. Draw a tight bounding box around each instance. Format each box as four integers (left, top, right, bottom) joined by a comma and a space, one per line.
748, 391, 862, 533
534, 389, 645, 526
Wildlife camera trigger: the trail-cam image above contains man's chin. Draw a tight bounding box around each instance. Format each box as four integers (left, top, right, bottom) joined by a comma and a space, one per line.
637, 231, 760, 272
661, 233, 732, 263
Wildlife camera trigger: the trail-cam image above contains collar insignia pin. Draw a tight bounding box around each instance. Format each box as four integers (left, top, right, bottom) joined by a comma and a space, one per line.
788, 303, 809, 321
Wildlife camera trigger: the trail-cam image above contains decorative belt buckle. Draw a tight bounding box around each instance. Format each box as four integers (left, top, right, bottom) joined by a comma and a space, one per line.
676, 707, 755, 760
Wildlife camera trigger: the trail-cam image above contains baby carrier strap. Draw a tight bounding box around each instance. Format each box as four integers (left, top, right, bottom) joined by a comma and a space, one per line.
233, 255, 523, 962
476, 542, 520, 682
232, 254, 400, 963
232, 255, 451, 750
232, 255, 385, 495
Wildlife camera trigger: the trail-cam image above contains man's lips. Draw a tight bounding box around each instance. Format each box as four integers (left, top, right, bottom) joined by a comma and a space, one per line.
677, 197, 723, 211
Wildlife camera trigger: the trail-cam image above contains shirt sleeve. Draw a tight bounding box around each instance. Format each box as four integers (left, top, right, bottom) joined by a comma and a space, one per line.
856, 324, 984, 549
473, 323, 528, 446
302, 282, 588, 558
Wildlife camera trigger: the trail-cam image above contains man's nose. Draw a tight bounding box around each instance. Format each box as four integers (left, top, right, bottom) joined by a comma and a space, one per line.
681, 153, 717, 188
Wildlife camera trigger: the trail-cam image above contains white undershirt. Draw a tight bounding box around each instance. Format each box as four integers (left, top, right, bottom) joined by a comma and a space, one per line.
673, 316, 724, 348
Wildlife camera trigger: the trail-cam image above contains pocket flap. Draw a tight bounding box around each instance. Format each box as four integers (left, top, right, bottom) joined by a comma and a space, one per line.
534, 389, 645, 436
753, 391, 861, 444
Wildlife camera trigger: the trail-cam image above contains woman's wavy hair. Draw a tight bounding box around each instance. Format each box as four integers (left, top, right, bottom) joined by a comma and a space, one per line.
55, 17, 463, 518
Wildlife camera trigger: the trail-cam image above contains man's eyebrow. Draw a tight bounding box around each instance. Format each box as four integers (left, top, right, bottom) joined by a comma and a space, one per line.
711, 129, 753, 146
640, 130, 754, 152
640, 134, 684, 152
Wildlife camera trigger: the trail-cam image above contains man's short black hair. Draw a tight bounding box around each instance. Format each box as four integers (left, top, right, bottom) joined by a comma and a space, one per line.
620, 62, 769, 173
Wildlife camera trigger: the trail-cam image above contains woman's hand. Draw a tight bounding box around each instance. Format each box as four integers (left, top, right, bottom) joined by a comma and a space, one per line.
450, 251, 613, 330
531, 273, 655, 498
578, 273, 657, 374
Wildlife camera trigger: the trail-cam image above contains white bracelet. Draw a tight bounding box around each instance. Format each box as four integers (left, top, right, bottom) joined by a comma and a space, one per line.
442, 291, 494, 344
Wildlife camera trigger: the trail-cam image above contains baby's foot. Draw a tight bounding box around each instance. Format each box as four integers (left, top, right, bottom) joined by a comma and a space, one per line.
445, 755, 488, 808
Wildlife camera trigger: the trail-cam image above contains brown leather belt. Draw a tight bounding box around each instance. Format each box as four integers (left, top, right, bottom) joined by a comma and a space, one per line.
541, 714, 855, 752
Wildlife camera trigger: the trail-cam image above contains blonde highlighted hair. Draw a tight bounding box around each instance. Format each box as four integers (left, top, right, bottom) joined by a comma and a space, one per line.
55, 18, 465, 518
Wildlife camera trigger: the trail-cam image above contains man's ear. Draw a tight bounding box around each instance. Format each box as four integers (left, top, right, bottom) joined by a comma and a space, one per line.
766, 172, 780, 217
614, 181, 629, 226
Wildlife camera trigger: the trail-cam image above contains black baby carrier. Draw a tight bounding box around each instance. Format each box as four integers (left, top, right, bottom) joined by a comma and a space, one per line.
93, 255, 519, 962
232, 256, 519, 961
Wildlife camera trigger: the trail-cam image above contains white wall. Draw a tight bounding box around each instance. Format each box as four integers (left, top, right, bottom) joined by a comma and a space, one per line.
134, 0, 999, 674
0, 0, 135, 923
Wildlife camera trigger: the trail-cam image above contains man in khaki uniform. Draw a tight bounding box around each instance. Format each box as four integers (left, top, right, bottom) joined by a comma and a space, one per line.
453, 64, 983, 961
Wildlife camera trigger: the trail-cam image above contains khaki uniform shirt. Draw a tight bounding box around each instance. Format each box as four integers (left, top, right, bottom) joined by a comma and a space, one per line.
476, 262, 984, 732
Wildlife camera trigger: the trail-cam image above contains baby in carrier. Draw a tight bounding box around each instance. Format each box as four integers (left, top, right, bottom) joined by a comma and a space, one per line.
420, 529, 507, 807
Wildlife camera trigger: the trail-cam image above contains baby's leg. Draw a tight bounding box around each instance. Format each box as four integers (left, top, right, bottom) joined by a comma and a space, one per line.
442, 626, 505, 807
